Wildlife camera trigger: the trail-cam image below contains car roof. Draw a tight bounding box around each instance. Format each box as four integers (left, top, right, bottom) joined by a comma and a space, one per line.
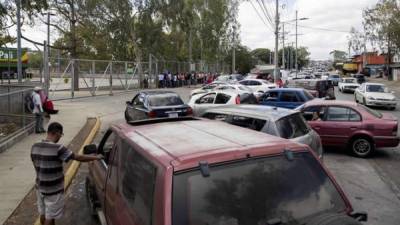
268, 88, 305, 92
115, 119, 306, 171
204, 105, 297, 121
303, 99, 359, 107
364, 82, 385, 86
140, 90, 178, 96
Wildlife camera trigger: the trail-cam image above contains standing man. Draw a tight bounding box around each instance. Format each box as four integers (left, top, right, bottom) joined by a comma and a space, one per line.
31, 122, 103, 225
32, 87, 45, 133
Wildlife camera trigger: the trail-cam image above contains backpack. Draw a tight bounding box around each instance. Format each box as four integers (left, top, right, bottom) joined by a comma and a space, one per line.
25, 94, 34, 113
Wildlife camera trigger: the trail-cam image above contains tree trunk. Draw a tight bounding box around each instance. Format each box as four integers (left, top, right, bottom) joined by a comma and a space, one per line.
70, 0, 79, 91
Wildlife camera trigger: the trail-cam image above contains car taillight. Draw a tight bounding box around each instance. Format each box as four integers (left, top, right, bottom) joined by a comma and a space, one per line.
187, 107, 193, 115
393, 124, 398, 136
235, 95, 241, 104
147, 111, 157, 118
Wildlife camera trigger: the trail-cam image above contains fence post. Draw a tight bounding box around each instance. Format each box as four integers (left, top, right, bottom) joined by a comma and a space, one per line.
91, 61, 96, 95
71, 59, 75, 99
43, 41, 50, 96
109, 62, 113, 96
125, 62, 128, 89
149, 55, 152, 89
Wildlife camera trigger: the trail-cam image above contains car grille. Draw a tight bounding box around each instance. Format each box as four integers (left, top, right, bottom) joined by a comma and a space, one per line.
376, 98, 392, 101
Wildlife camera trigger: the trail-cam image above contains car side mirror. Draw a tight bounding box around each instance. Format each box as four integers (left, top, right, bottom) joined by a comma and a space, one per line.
350, 211, 368, 222
195, 99, 201, 104
83, 144, 97, 154
126, 101, 132, 105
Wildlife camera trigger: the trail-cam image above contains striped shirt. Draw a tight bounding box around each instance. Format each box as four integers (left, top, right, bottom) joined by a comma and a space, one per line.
31, 140, 74, 195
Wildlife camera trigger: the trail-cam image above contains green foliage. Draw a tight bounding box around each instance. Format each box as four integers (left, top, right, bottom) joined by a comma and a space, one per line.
251, 48, 272, 64
329, 50, 347, 62
28, 51, 42, 68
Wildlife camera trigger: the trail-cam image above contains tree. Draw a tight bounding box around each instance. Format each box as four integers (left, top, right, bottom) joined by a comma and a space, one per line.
296, 47, 311, 69
329, 50, 347, 62
251, 48, 272, 64
348, 27, 365, 55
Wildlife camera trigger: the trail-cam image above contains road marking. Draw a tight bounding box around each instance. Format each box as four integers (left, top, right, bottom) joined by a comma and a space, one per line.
33, 117, 101, 225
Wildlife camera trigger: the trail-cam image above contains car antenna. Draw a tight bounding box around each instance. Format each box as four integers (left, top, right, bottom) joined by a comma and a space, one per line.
199, 161, 210, 177
284, 149, 294, 161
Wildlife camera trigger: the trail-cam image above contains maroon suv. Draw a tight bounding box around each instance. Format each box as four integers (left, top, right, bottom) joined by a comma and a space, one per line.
297, 99, 399, 157
84, 117, 366, 225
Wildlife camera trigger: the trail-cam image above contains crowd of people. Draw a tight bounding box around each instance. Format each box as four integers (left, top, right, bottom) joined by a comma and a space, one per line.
156, 72, 218, 88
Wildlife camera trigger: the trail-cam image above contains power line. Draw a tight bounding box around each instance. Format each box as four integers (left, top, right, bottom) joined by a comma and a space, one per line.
286, 22, 349, 33
249, 1, 274, 33
258, 0, 274, 27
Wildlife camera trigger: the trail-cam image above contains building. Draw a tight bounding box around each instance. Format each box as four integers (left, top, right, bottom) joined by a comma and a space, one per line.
391, 53, 400, 81
352, 52, 386, 76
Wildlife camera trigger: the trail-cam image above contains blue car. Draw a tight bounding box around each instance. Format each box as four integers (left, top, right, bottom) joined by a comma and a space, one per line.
258, 88, 314, 109
328, 74, 341, 86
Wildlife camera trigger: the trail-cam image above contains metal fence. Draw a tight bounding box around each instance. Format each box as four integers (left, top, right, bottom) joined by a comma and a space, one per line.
0, 85, 35, 151
26, 56, 231, 100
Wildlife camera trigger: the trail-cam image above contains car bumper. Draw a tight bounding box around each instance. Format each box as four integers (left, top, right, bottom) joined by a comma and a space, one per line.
342, 87, 358, 92
366, 100, 397, 107
374, 136, 400, 148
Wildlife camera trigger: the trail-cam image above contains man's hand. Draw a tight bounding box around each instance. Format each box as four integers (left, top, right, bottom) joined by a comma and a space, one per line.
74, 154, 104, 162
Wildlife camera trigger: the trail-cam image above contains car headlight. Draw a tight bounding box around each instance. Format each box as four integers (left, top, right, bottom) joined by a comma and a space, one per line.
367, 96, 375, 100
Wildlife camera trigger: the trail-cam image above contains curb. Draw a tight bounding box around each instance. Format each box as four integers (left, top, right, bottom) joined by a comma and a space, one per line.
33, 117, 101, 225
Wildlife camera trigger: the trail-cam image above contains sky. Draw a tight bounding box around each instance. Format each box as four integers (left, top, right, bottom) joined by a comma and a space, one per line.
8, 0, 378, 60
238, 0, 378, 60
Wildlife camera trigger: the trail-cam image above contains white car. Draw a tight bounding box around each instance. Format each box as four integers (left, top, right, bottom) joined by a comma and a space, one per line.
213, 84, 253, 94
354, 82, 397, 110
190, 83, 226, 96
238, 79, 276, 94
338, 78, 360, 93
188, 90, 256, 116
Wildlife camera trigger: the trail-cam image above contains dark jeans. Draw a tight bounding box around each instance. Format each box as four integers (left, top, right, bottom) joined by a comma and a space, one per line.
35, 112, 45, 132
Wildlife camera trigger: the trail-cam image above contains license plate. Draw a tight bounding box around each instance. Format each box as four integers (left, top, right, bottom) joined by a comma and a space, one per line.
168, 113, 178, 118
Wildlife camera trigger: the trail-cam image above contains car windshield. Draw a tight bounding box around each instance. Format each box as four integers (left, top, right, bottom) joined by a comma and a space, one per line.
276, 113, 310, 139
343, 79, 356, 83
358, 104, 382, 118
329, 75, 339, 78
172, 152, 347, 225
148, 94, 184, 106
366, 84, 387, 93
303, 90, 314, 100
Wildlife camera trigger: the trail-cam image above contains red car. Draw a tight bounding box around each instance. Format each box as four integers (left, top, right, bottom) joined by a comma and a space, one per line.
297, 99, 399, 157
84, 117, 366, 225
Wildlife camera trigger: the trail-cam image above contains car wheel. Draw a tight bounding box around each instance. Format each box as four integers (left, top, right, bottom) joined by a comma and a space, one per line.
390, 106, 396, 111
85, 177, 98, 217
306, 213, 362, 225
351, 137, 374, 158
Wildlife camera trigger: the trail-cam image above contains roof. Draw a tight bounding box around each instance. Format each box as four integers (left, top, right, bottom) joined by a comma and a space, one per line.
115, 119, 306, 171
204, 105, 297, 121
140, 90, 178, 95
303, 99, 358, 107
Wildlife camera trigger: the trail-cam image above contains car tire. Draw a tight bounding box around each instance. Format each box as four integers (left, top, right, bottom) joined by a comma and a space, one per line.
306, 213, 362, 225
350, 136, 374, 158
85, 177, 98, 217
390, 107, 396, 111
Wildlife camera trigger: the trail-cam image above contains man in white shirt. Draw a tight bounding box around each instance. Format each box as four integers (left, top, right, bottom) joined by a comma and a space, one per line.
158, 73, 164, 88
32, 87, 45, 133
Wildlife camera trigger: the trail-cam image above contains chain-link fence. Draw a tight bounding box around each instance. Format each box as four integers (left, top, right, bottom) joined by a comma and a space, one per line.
0, 85, 35, 152
34, 57, 231, 100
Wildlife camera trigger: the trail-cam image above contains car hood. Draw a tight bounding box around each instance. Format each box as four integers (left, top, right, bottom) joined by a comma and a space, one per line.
366, 92, 395, 99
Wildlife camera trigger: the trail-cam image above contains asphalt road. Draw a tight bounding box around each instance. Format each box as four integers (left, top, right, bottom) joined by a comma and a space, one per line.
56, 86, 400, 225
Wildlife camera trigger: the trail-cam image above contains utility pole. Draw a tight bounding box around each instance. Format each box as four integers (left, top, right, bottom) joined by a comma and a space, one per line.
282, 23, 285, 70
232, 25, 236, 73
189, 29, 193, 71
295, 10, 298, 78
274, 0, 280, 81
16, 0, 22, 83
47, 12, 51, 57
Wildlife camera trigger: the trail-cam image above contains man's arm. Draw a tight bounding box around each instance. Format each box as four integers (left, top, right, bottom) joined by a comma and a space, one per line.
73, 154, 103, 162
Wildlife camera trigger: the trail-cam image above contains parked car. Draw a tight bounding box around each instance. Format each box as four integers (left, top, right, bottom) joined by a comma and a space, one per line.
286, 79, 335, 99
296, 99, 399, 157
124, 91, 192, 122
84, 117, 367, 225
328, 74, 341, 86
338, 78, 360, 93
190, 83, 225, 97
188, 90, 256, 116
238, 78, 277, 93
352, 74, 366, 84
202, 104, 323, 158
258, 88, 314, 109
354, 83, 397, 110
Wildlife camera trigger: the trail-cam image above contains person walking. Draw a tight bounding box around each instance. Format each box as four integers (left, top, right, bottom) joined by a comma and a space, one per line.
32, 87, 45, 133
31, 122, 103, 225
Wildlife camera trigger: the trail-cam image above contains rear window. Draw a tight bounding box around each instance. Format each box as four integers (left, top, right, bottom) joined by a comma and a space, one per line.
172, 152, 346, 225
149, 94, 184, 106
329, 75, 340, 78
276, 113, 310, 139
358, 104, 382, 118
